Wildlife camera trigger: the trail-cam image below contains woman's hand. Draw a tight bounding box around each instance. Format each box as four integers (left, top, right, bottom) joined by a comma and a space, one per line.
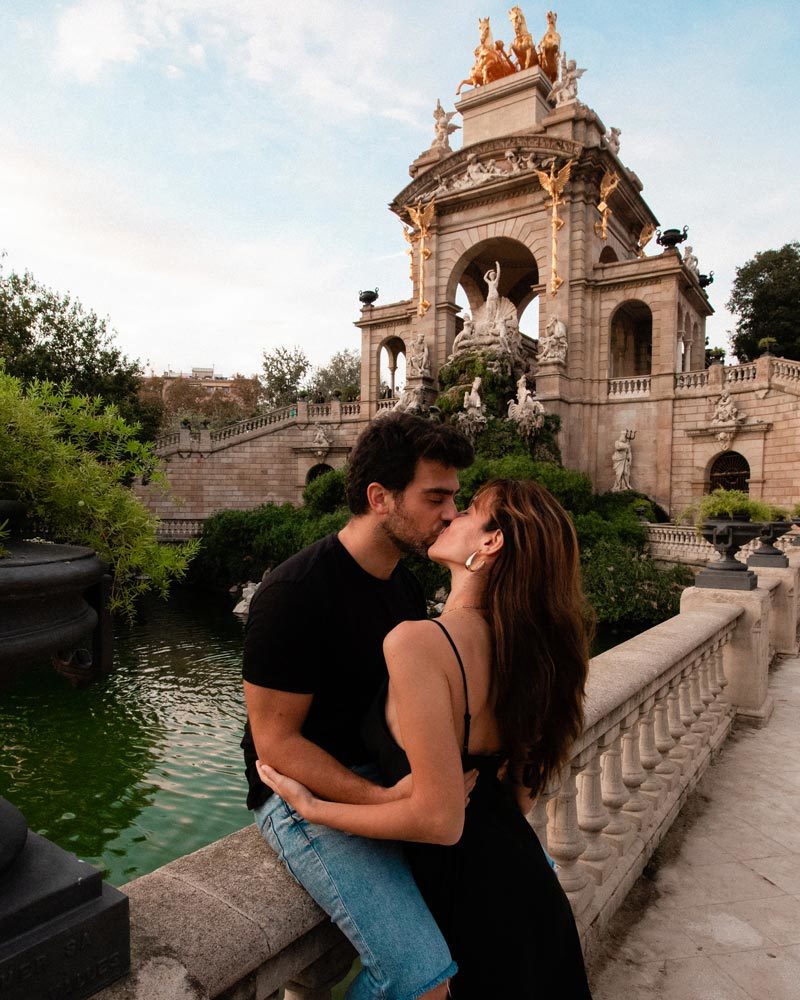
256, 760, 318, 820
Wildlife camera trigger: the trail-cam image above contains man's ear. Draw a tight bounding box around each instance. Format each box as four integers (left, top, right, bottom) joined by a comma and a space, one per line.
366, 481, 391, 515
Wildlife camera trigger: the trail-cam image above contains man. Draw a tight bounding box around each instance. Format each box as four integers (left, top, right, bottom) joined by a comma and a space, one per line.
242, 412, 474, 1000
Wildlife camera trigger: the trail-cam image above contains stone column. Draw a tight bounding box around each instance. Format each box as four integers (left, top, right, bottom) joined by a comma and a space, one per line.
680, 586, 773, 725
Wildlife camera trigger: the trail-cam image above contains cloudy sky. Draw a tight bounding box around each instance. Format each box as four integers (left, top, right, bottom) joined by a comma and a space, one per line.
1, 1, 798, 376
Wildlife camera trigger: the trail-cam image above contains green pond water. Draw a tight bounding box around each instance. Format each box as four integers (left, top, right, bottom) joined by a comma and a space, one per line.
0, 588, 251, 887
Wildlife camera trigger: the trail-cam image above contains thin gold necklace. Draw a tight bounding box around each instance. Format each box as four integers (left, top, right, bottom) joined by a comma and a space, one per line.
440, 605, 486, 615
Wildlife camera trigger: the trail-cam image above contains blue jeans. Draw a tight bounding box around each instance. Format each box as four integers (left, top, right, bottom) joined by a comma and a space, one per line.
253, 765, 456, 1000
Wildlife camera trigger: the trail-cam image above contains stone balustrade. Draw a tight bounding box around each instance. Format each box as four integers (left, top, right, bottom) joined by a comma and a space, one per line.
674, 370, 709, 390
772, 357, 800, 386
154, 400, 370, 457
607, 376, 651, 397
725, 361, 758, 384
646, 523, 797, 567
94, 584, 793, 999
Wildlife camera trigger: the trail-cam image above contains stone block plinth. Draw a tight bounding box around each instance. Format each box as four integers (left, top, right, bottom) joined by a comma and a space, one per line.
751, 564, 799, 655
680, 586, 773, 726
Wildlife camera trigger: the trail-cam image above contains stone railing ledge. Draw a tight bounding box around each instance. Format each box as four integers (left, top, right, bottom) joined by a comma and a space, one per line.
579, 606, 741, 749
95, 826, 350, 1000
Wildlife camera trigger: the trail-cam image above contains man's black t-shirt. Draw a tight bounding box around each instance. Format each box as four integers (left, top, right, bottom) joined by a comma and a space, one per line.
241, 533, 426, 810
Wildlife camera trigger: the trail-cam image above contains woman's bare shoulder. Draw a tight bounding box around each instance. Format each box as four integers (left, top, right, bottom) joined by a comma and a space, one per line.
384, 620, 448, 671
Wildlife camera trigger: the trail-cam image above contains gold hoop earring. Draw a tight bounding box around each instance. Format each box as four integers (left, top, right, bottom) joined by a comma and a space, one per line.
465, 551, 486, 572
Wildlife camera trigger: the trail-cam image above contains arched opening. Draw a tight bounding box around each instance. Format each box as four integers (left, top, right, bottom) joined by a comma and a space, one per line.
599, 246, 618, 264
378, 336, 405, 398
708, 452, 750, 493
609, 300, 653, 377
306, 463, 334, 484
447, 236, 539, 322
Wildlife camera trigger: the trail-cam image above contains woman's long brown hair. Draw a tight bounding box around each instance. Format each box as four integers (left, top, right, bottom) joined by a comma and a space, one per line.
475, 478, 592, 798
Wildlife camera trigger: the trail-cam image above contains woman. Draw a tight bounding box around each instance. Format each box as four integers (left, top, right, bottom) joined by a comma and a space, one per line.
259, 478, 593, 998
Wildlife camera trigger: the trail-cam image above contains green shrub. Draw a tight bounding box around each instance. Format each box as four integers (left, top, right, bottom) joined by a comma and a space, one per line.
0, 372, 196, 618
580, 540, 693, 626
302, 467, 347, 515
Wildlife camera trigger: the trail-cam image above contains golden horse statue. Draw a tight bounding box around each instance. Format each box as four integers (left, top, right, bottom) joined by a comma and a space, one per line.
508, 6, 538, 70
539, 10, 561, 83
456, 17, 516, 95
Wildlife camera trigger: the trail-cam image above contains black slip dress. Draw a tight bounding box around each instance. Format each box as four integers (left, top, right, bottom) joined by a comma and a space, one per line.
362, 619, 593, 999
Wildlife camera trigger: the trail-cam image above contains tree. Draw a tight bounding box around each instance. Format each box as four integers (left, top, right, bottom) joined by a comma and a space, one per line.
727, 242, 800, 361
0, 261, 162, 439
260, 345, 311, 408
0, 371, 197, 619
704, 336, 725, 367
305, 348, 361, 402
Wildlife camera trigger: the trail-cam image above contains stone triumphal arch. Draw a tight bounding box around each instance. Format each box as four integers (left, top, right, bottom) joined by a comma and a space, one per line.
142, 8, 799, 532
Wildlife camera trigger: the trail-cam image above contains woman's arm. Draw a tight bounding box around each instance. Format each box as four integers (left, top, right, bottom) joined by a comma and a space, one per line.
259, 621, 471, 845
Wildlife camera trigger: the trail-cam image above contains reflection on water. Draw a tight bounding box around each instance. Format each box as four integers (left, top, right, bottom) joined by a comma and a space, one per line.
0, 588, 250, 886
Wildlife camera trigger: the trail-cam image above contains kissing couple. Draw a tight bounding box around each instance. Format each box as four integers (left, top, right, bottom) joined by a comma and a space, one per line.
241, 412, 593, 999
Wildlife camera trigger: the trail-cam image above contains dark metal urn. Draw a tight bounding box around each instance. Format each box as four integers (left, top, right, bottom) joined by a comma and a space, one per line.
791, 517, 800, 548
359, 287, 379, 307
699, 270, 715, 288
696, 518, 763, 590
747, 521, 793, 568
656, 225, 689, 251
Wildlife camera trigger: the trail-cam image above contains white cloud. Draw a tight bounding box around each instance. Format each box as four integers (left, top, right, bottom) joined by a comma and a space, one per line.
54, 0, 146, 82
165, 63, 183, 78
0, 128, 359, 375
50, 0, 426, 121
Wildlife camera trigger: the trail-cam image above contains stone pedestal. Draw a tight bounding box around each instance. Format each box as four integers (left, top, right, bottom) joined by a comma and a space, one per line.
680, 587, 773, 726
455, 66, 552, 145
753, 564, 800, 655
0, 803, 130, 1000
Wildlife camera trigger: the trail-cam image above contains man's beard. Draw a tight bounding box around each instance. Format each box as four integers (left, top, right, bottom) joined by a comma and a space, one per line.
380, 505, 438, 559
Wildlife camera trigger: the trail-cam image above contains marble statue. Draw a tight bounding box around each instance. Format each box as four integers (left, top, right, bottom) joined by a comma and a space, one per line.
611, 429, 635, 492
606, 126, 621, 155
456, 16, 516, 95
712, 388, 740, 425
393, 385, 424, 415
509, 6, 538, 70
507, 375, 545, 441
407, 331, 431, 379
539, 10, 561, 83
683, 245, 700, 278
550, 53, 587, 108
431, 99, 460, 153
484, 262, 501, 324
311, 423, 331, 460
456, 377, 488, 444
452, 314, 475, 355
538, 315, 568, 364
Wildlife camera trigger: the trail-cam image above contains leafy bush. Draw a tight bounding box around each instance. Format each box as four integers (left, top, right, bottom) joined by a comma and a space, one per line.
580, 541, 693, 626
681, 488, 778, 527
303, 467, 347, 515
0, 372, 197, 618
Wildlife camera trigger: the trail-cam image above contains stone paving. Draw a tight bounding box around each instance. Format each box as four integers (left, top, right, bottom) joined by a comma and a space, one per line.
589, 654, 800, 1000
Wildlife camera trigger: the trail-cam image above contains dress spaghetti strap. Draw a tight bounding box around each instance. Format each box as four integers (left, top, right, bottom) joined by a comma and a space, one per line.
431, 619, 471, 757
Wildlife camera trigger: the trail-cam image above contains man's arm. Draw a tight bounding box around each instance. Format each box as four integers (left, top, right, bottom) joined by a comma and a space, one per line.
244, 682, 402, 805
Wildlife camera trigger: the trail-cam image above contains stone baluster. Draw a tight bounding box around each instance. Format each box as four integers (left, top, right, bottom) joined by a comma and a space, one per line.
577, 744, 614, 883
689, 654, 712, 745
654, 684, 679, 789
697, 650, 718, 736
711, 641, 731, 716
620, 711, 651, 830
529, 780, 559, 855
638, 699, 664, 807
678, 666, 701, 760
284, 941, 356, 1000
547, 763, 594, 916
600, 730, 634, 855
667, 675, 691, 772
